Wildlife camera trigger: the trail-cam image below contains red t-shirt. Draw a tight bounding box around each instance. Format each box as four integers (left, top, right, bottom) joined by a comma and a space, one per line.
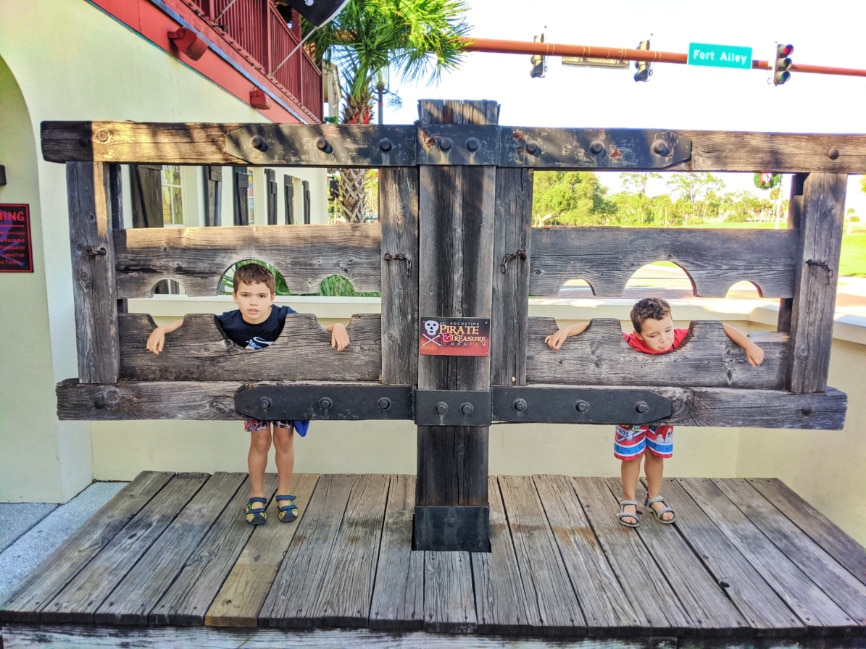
622, 328, 689, 355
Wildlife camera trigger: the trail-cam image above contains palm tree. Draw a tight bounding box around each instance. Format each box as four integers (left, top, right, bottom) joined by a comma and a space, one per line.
305, 0, 470, 222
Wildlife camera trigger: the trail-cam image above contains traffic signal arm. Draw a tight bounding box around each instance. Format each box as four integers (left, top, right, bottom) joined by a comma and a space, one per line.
460, 37, 866, 79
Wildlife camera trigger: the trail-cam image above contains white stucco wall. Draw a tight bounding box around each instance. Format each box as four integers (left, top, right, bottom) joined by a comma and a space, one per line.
0, 0, 325, 502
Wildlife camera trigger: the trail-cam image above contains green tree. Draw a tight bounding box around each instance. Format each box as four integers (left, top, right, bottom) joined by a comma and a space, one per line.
306, 0, 469, 222
533, 171, 615, 225
665, 172, 725, 225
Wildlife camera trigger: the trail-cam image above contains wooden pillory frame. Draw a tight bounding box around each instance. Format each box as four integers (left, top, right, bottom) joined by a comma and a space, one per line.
45, 100, 855, 552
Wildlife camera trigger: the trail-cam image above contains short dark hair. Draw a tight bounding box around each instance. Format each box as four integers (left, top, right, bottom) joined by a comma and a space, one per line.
630, 297, 672, 333
233, 263, 276, 294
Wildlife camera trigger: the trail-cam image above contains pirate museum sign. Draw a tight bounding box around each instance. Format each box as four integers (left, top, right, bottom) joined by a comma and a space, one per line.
419, 317, 491, 357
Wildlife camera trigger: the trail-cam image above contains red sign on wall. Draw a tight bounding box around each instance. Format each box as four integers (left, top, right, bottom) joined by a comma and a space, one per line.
420, 317, 490, 356
0, 204, 34, 273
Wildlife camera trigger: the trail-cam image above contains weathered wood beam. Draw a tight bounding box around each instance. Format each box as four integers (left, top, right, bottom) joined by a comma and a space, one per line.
113, 224, 381, 298
54, 380, 846, 430
118, 313, 381, 382
379, 167, 420, 384
526, 318, 788, 390
67, 161, 121, 383
42, 121, 866, 173
530, 227, 799, 297
491, 167, 532, 386
787, 173, 847, 392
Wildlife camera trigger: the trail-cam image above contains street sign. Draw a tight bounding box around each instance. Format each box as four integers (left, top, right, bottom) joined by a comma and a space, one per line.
688, 42, 752, 69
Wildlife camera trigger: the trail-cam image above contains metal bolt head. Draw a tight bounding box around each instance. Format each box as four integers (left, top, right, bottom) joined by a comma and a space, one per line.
319, 397, 333, 410
526, 141, 539, 155
250, 135, 268, 152
377, 397, 392, 410
460, 402, 474, 415
635, 401, 650, 414
575, 400, 590, 413
466, 137, 479, 152
379, 138, 393, 152
513, 398, 528, 412
438, 137, 453, 151
259, 397, 272, 410
435, 401, 449, 415
828, 147, 840, 160
652, 140, 670, 156
589, 142, 604, 155
316, 138, 333, 153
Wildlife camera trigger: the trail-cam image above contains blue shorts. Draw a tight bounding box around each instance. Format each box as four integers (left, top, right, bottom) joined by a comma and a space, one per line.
244, 419, 310, 437
614, 424, 674, 461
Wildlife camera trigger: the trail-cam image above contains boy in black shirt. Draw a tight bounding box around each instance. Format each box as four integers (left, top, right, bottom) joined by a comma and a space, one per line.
146, 264, 349, 525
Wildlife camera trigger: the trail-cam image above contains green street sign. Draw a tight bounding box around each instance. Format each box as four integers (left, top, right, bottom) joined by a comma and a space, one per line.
688, 42, 752, 69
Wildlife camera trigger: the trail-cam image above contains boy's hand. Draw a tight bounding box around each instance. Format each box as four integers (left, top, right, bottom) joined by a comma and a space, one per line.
744, 342, 765, 367
544, 322, 589, 350
544, 329, 570, 351
329, 322, 350, 352
146, 328, 167, 355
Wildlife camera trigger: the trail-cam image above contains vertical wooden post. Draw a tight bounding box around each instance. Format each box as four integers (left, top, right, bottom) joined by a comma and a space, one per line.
491, 168, 533, 386
380, 167, 420, 384
786, 172, 847, 393
67, 161, 120, 383
414, 100, 499, 551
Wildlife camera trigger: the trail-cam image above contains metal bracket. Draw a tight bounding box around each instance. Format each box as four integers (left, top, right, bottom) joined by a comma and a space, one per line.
502, 127, 692, 169
417, 125, 501, 166
234, 384, 413, 421
225, 124, 417, 166
414, 390, 492, 426
492, 386, 672, 424
413, 505, 490, 552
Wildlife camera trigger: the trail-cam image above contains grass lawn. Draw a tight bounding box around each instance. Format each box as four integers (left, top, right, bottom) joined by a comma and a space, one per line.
840, 231, 866, 277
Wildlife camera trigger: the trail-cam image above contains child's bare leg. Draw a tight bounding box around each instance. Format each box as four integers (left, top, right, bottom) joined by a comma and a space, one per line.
273, 424, 295, 495
248, 427, 272, 506
644, 453, 673, 522
619, 457, 643, 525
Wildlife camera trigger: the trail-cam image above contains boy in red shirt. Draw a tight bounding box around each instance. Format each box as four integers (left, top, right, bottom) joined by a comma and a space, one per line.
545, 297, 764, 527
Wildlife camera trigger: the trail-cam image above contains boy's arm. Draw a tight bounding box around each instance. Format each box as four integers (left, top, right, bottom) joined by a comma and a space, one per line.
721, 323, 765, 366
324, 322, 350, 352
146, 318, 184, 355
544, 322, 589, 351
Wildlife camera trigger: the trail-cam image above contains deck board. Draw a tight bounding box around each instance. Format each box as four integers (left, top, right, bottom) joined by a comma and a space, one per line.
611, 477, 749, 635
205, 473, 319, 627
716, 478, 866, 626
95, 472, 245, 625
681, 477, 854, 631
42, 473, 209, 624
2, 471, 865, 647
149, 474, 276, 626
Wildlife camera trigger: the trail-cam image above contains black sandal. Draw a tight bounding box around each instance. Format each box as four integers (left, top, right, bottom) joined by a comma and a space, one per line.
276, 494, 298, 523
244, 497, 268, 525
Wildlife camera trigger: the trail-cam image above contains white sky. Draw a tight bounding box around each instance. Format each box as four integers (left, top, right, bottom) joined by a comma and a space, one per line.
382, 0, 866, 213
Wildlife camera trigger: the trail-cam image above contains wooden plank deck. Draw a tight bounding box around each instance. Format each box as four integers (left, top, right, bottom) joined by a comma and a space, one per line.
2, 472, 866, 648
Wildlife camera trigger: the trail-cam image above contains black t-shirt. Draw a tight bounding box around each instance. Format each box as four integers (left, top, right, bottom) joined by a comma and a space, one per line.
216, 305, 297, 349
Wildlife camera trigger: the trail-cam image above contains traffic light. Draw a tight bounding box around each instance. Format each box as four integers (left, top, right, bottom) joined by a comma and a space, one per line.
634, 40, 651, 82
530, 34, 546, 78
773, 44, 794, 85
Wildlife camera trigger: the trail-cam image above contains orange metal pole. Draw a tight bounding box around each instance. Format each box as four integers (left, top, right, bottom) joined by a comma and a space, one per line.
460, 37, 866, 79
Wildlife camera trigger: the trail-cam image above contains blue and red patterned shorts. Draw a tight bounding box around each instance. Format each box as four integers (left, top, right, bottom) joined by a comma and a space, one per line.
614, 424, 674, 461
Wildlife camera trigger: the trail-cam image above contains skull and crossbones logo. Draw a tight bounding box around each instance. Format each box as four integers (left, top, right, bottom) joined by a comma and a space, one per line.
422, 320, 442, 346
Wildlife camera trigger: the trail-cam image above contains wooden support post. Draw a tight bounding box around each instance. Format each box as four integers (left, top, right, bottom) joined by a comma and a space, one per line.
491, 168, 533, 386
379, 167, 420, 385
414, 100, 499, 551
786, 173, 847, 393
67, 161, 120, 383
